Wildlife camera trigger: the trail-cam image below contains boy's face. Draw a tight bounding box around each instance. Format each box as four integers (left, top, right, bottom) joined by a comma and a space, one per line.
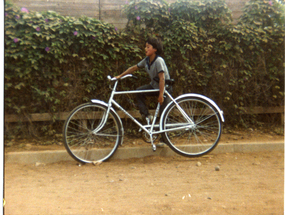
145, 43, 157, 57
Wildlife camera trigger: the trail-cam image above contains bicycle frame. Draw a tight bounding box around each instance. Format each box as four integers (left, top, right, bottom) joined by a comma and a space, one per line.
91, 75, 195, 150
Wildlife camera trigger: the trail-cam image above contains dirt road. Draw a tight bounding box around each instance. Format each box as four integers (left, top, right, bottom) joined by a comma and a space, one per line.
4, 151, 284, 215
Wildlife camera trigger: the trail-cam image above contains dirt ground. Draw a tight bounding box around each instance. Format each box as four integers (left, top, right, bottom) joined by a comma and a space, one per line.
4, 151, 284, 215
4, 127, 284, 214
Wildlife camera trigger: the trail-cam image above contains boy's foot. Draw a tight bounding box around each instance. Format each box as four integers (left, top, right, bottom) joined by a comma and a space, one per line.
156, 141, 166, 148
144, 114, 153, 125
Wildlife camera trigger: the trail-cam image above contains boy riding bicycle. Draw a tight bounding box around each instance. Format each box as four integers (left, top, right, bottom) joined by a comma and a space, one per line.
115, 37, 172, 147
115, 37, 172, 123
63, 38, 223, 163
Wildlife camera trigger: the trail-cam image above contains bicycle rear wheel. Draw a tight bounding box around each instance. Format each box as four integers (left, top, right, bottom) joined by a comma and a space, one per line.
161, 96, 222, 157
63, 102, 123, 163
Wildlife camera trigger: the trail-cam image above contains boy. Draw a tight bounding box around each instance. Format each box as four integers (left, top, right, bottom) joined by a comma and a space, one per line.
115, 37, 172, 123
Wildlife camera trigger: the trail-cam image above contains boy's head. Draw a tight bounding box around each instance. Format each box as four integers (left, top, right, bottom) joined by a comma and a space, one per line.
146, 37, 163, 56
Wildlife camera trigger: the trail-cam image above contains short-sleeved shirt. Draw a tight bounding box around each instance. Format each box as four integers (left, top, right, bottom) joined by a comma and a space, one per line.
137, 55, 170, 89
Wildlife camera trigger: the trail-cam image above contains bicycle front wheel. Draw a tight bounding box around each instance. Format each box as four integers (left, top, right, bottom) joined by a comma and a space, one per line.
161, 96, 222, 157
63, 102, 123, 163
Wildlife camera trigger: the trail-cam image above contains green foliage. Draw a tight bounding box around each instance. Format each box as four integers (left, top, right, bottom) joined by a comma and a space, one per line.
123, 0, 284, 125
123, 0, 171, 35
4, 0, 285, 138
229, 0, 285, 121
170, 0, 232, 30
239, 0, 284, 27
5, 4, 142, 116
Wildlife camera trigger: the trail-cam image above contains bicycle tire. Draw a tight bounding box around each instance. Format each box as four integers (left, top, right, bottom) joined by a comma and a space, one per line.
161, 96, 222, 157
63, 102, 123, 163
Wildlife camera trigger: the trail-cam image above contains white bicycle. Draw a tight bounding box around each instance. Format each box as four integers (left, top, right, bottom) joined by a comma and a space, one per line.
63, 75, 225, 163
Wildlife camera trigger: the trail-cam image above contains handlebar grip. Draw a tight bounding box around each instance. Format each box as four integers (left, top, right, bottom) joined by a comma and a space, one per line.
121, 74, 133, 80
107, 74, 135, 81
107, 75, 117, 81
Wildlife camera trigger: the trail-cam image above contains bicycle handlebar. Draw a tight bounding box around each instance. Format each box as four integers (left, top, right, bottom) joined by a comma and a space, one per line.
107, 74, 135, 81
107, 75, 117, 81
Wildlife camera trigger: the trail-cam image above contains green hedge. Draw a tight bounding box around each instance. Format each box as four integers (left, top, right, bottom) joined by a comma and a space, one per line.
4, 0, 285, 137
123, 0, 284, 125
4, 3, 142, 115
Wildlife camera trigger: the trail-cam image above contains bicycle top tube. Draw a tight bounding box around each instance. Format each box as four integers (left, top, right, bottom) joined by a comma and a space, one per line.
104, 75, 193, 136
107, 75, 161, 95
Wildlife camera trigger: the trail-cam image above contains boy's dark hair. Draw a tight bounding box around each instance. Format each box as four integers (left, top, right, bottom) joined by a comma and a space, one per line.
146, 37, 163, 56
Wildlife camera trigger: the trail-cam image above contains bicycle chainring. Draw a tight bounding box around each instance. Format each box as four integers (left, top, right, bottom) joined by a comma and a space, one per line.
141, 131, 159, 143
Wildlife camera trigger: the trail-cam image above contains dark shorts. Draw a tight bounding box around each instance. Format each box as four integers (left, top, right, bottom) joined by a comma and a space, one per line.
136, 84, 173, 117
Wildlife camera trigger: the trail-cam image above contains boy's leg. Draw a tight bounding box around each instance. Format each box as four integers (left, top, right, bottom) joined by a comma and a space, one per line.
136, 84, 157, 117
159, 86, 173, 116
159, 95, 171, 116
157, 87, 173, 147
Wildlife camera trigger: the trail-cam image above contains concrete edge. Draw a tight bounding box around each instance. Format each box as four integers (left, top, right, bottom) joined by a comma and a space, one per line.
5, 142, 284, 164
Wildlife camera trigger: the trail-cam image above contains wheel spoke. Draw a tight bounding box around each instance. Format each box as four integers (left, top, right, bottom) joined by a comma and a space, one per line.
63, 103, 122, 163
162, 97, 222, 157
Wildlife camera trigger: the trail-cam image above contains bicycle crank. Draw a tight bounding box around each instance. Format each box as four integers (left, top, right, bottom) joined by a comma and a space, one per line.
141, 131, 159, 143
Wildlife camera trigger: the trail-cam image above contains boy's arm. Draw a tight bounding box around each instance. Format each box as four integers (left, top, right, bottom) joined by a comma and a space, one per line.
158, 72, 165, 105
115, 65, 139, 79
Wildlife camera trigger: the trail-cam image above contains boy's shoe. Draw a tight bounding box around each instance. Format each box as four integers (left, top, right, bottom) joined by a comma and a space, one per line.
145, 114, 153, 125
156, 139, 166, 148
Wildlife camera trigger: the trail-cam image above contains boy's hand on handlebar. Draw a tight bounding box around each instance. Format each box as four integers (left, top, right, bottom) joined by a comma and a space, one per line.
114, 75, 121, 80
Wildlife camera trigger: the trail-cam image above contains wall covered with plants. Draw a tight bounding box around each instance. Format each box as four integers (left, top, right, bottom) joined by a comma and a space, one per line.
4, 0, 285, 137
